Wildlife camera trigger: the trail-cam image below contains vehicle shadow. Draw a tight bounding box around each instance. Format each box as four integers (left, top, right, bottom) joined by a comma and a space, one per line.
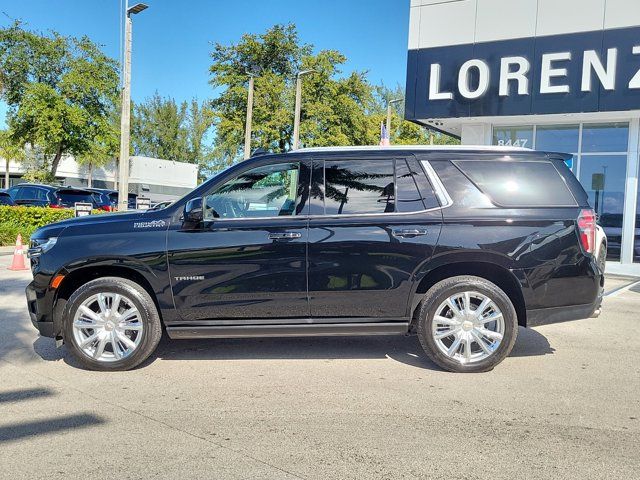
0, 413, 104, 444
0, 386, 104, 444
33, 326, 553, 371
148, 325, 554, 370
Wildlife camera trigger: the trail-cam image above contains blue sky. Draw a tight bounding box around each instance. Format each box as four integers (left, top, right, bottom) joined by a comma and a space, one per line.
0, 0, 411, 124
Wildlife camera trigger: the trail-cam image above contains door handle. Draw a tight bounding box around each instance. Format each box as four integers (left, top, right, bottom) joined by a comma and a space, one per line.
268, 232, 302, 240
392, 228, 428, 238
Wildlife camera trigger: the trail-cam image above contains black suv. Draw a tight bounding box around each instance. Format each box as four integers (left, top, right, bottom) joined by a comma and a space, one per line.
26, 146, 603, 372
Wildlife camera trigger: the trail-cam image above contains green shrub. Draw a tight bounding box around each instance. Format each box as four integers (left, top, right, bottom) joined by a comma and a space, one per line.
0, 221, 32, 246
0, 206, 74, 246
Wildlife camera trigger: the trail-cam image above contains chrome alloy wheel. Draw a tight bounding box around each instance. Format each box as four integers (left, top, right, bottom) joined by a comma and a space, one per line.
72, 293, 144, 362
431, 291, 505, 365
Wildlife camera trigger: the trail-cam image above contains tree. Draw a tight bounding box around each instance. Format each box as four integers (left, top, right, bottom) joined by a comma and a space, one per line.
132, 93, 214, 178
0, 129, 25, 188
209, 24, 310, 160
186, 98, 215, 180
76, 103, 120, 187
0, 22, 120, 178
208, 23, 458, 169
371, 84, 460, 146
132, 92, 188, 160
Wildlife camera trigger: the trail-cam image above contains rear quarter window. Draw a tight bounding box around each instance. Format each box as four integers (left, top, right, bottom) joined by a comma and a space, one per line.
453, 159, 577, 207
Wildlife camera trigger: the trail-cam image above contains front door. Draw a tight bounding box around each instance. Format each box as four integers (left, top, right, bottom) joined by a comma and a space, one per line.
307, 155, 443, 319
167, 160, 310, 322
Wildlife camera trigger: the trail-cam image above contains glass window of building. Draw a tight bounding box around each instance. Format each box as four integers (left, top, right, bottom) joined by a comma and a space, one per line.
492, 126, 533, 148
582, 123, 629, 153
535, 125, 580, 153
579, 155, 628, 261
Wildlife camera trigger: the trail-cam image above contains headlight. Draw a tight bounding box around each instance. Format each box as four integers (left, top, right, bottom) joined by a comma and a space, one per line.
28, 237, 57, 258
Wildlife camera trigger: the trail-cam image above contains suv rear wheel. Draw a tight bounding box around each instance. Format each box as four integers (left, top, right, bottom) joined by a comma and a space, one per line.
417, 276, 518, 373
63, 277, 162, 371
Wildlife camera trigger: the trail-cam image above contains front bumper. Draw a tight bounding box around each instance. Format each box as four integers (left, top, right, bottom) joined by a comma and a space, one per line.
25, 282, 56, 338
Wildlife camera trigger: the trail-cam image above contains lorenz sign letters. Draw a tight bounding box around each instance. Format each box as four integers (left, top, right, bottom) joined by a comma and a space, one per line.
405, 26, 640, 119
429, 48, 640, 100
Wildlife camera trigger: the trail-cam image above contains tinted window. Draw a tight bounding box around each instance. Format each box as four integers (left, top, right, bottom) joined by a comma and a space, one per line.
396, 159, 439, 212
0, 193, 13, 205
204, 162, 302, 219
454, 159, 577, 207
7, 186, 20, 199
325, 160, 395, 215
57, 191, 94, 205
16, 186, 40, 200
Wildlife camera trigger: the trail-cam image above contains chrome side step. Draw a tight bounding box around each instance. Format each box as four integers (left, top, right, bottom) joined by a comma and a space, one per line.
166, 322, 410, 339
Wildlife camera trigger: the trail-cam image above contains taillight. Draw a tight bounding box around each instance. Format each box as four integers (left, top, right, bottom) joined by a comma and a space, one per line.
49, 204, 62, 209
100, 205, 111, 211
577, 209, 596, 255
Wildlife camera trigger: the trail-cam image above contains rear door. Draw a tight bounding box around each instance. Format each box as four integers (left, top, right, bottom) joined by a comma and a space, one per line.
307, 155, 443, 320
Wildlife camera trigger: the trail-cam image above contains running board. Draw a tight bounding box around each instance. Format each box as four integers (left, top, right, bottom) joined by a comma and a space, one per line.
166, 322, 410, 339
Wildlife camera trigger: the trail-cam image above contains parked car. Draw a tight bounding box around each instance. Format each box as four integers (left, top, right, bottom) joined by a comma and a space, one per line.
7, 183, 57, 207
7, 183, 100, 209
86, 188, 138, 210
0, 189, 15, 206
53, 187, 99, 209
26, 146, 603, 372
85, 188, 116, 212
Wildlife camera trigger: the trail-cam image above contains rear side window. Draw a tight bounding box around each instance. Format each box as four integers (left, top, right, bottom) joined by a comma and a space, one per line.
396, 158, 440, 211
325, 160, 395, 215
454, 159, 577, 207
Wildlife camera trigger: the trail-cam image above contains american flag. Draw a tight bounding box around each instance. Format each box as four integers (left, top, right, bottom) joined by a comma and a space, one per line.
379, 122, 390, 146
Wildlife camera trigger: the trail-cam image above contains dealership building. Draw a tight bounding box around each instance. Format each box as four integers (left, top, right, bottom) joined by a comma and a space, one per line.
406, 0, 640, 275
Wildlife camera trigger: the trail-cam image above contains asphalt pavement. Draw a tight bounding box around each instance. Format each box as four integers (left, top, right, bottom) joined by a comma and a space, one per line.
1, 255, 639, 480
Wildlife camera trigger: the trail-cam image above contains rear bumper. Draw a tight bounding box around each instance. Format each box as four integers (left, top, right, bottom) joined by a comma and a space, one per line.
526, 291, 603, 327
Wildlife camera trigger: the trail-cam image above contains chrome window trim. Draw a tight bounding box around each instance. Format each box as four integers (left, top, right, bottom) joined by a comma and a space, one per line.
420, 160, 453, 209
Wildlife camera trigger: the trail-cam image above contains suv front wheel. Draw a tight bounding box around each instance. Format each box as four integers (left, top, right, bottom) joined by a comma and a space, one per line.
63, 277, 162, 371
417, 276, 518, 373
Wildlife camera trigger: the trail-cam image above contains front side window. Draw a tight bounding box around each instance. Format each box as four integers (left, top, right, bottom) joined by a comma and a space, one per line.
204, 162, 301, 220
325, 160, 395, 215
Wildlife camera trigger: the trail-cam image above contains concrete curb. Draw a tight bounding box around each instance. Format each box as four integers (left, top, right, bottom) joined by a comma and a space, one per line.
0, 246, 17, 256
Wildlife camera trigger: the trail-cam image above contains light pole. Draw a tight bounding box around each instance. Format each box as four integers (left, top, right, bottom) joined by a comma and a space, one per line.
292, 69, 314, 150
118, 2, 148, 211
386, 98, 402, 143
243, 73, 256, 160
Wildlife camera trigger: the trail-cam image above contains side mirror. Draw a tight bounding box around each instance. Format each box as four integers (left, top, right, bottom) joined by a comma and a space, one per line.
182, 197, 203, 229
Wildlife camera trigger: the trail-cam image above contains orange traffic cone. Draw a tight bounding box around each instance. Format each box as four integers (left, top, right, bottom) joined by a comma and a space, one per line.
8, 234, 28, 271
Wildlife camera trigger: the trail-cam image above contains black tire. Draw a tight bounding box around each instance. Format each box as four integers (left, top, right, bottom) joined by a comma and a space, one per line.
416, 275, 518, 373
597, 243, 607, 273
62, 277, 162, 371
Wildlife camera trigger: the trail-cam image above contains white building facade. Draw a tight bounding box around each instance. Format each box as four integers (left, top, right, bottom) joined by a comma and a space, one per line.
406, 0, 640, 275
2, 155, 198, 202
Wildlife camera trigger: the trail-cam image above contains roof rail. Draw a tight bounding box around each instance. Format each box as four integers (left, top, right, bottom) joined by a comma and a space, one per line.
251, 148, 270, 157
